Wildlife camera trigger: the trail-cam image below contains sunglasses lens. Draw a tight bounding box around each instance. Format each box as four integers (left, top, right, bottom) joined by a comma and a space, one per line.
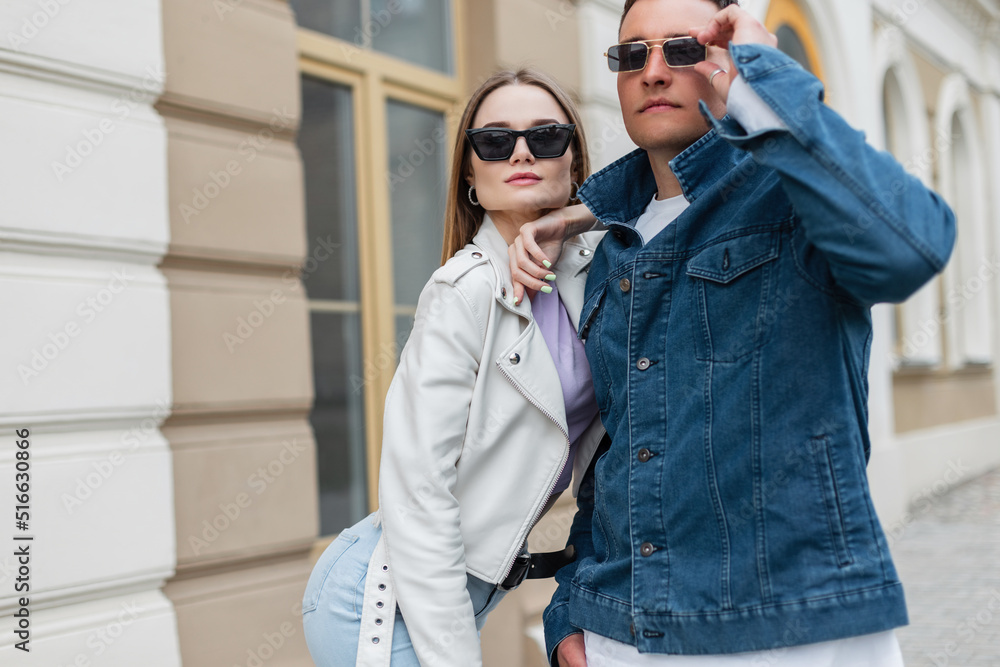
527, 126, 573, 158
665, 38, 705, 66
607, 43, 649, 72
472, 131, 515, 160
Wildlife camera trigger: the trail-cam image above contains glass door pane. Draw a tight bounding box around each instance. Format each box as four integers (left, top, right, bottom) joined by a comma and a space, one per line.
386, 99, 447, 341
299, 75, 368, 534
371, 0, 453, 74
290, 0, 453, 74
289, 0, 362, 43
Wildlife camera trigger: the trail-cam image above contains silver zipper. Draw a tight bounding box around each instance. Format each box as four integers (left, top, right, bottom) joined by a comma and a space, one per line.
495, 362, 570, 584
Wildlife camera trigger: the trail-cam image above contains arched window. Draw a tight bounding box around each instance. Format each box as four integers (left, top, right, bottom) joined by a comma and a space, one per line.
936, 75, 993, 368
882, 66, 942, 367
765, 0, 826, 87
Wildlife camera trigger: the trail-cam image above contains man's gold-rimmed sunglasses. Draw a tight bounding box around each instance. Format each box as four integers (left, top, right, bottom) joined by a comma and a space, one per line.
604, 37, 707, 72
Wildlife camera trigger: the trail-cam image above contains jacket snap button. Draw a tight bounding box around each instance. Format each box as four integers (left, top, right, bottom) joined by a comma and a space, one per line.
472, 251, 482, 259
372, 637, 380, 644
375, 618, 382, 625
501, 287, 507, 298
376, 601, 384, 608
640, 542, 655, 557
637, 357, 651, 370
509, 353, 520, 365
378, 583, 386, 591
382, 564, 388, 571
638, 448, 652, 462
619, 278, 631, 292
579, 248, 592, 256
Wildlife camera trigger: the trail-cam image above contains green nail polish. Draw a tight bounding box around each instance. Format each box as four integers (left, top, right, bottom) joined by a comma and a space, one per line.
540, 285, 553, 294
544, 273, 556, 281
542, 260, 552, 269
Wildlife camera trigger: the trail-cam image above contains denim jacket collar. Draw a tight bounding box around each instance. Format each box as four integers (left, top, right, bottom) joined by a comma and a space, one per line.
578, 123, 741, 227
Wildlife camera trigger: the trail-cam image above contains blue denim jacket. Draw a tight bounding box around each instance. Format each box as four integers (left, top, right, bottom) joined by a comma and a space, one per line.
543, 44, 956, 661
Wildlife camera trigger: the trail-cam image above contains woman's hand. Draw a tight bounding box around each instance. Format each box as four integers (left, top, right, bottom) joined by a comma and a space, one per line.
556, 633, 587, 667
509, 204, 598, 305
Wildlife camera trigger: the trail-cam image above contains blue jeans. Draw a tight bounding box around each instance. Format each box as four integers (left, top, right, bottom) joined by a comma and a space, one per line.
302, 513, 507, 666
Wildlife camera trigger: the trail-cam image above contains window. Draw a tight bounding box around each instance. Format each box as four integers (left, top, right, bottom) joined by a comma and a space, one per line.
292, 0, 465, 536
882, 67, 942, 367
291, 0, 454, 74
765, 0, 826, 88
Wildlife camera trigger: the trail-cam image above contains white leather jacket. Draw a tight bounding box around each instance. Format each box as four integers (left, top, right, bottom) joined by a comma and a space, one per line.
374, 216, 606, 666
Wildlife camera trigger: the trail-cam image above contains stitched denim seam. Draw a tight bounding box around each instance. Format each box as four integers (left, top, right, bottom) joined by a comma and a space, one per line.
748, 80, 946, 273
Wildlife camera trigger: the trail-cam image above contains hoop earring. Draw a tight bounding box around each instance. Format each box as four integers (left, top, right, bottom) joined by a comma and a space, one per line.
570, 181, 580, 202
468, 185, 480, 207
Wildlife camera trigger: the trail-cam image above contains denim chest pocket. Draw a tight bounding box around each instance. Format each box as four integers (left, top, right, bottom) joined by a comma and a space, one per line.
686, 231, 780, 363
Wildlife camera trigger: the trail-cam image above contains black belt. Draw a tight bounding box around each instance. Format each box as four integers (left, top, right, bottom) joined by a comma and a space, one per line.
499, 545, 576, 591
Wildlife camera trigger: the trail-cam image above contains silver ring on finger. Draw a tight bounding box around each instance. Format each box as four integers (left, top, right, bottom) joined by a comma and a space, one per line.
709, 68, 727, 86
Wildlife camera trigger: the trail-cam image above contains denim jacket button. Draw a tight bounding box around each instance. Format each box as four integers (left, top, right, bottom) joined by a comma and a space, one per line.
638, 448, 652, 462
640, 542, 656, 557
637, 357, 651, 371
619, 278, 631, 292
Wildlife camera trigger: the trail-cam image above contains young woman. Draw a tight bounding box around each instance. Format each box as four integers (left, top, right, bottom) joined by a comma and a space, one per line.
302, 68, 606, 667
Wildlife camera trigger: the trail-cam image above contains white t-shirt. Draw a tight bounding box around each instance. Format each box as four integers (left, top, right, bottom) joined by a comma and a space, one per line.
583, 629, 904, 667
634, 191, 690, 244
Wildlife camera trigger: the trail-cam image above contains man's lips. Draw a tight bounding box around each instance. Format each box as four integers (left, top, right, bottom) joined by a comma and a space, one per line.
506, 172, 541, 184
641, 98, 680, 112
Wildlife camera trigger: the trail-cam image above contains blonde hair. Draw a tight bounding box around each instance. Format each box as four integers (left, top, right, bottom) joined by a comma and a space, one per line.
440, 68, 591, 265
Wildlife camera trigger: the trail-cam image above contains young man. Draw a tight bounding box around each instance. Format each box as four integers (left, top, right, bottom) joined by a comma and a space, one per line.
510, 1, 956, 665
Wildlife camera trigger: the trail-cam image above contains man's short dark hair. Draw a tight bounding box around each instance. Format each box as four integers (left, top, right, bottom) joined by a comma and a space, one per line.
619, 0, 740, 34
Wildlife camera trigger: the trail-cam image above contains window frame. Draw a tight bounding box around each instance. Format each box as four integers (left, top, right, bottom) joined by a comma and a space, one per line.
296, 2, 467, 544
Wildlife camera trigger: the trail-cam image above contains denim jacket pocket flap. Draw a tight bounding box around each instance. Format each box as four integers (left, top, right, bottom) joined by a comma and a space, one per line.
686, 232, 779, 284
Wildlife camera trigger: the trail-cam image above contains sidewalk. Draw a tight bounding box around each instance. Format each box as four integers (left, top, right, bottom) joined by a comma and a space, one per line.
892, 467, 1000, 666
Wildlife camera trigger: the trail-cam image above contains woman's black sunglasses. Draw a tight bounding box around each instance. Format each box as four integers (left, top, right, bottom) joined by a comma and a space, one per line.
465, 123, 576, 161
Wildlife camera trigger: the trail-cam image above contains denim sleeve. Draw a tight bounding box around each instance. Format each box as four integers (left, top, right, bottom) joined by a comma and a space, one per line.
704, 43, 956, 306
543, 436, 606, 666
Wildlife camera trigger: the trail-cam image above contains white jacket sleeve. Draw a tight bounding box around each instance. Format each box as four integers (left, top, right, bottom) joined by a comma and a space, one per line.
378, 275, 488, 667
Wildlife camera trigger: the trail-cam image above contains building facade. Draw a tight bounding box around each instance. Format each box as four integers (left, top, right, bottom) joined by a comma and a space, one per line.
0, 0, 997, 665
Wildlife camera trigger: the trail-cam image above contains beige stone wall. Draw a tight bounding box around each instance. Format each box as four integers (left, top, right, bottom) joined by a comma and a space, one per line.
157, 0, 317, 664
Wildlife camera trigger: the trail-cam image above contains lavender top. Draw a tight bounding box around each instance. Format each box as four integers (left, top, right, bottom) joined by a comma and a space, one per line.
530, 283, 600, 495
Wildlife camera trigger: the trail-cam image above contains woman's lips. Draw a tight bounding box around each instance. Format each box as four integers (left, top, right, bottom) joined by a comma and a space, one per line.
506, 172, 541, 185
